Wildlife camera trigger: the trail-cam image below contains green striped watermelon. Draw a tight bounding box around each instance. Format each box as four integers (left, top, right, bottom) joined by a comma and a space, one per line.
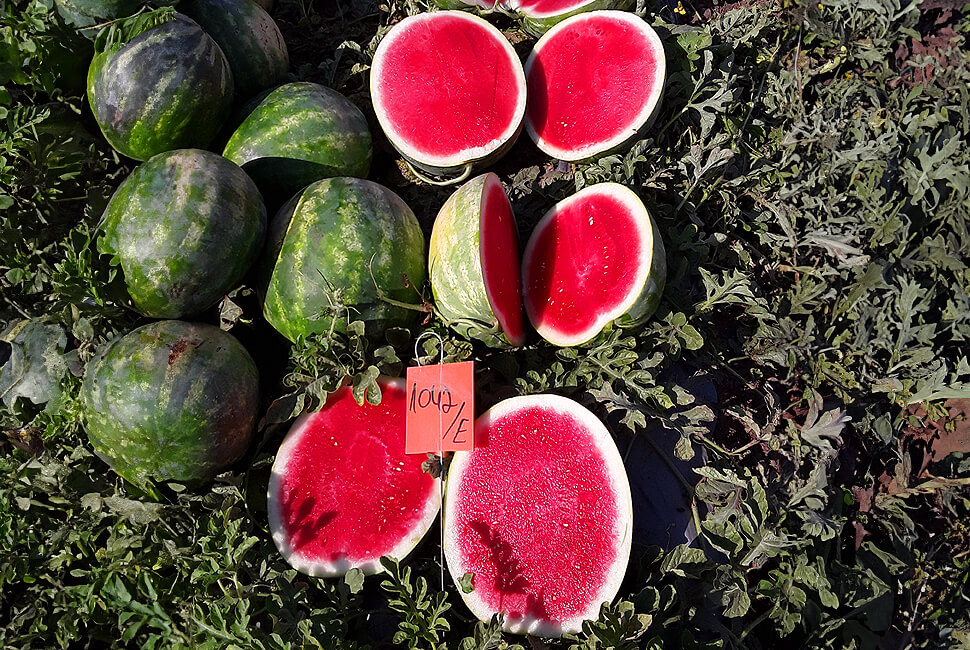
429, 173, 525, 347
181, 0, 288, 98
223, 83, 372, 203
99, 149, 266, 318
81, 320, 259, 491
260, 177, 425, 342
87, 14, 233, 161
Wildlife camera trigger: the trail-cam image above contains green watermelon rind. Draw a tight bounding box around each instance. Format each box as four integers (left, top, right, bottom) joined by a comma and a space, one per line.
266, 377, 441, 577
81, 320, 259, 491
370, 11, 526, 177
442, 394, 633, 636
260, 177, 426, 343
429, 173, 526, 348
87, 14, 233, 161
523, 11, 667, 162
99, 149, 267, 319
521, 182, 667, 347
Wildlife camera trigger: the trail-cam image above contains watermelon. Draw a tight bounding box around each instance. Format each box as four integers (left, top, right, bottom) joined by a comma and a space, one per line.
521, 183, 666, 346
267, 377, 440, 576
443, 394, 632, 635
433, 0, 630, 34
223, 83, 372, 202
260, 177, 426, 342
99, 149, 266, 319
81, 320, 259, 491
429, 173, 526, 347
370, 11, 526, 181
87, 14, 233, 160
181, 0, 289, 98
524, 11, 666, 161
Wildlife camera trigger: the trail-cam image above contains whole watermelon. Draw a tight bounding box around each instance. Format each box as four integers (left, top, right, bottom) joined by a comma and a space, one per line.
87, 14, 233, 160
181, 0, 289, 98
99, 149, 266, 318
261, 177, 426, 342
81, 321, 259, 490
223, 83, 372, 202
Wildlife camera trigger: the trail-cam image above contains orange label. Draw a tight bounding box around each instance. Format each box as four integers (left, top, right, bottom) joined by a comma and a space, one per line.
405, 361, 475, 454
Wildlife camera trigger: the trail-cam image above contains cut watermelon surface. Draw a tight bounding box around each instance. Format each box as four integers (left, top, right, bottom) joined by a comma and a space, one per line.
525, 11, 666, 161
522, 183, 666, 346
429, 173, 526, 347
370, 11, 526, 176
268, 378, 439, 576
443, 394, 632, 636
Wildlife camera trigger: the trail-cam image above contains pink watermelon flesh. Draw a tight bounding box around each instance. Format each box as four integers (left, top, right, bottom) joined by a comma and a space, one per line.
272, 381, 437, 571
526, 13, 662, 156
524, 192, 644, 341
517, 0, 589, 13
452, 404, 620, 625
481, 179, 526, 345
375, 14, 522, 161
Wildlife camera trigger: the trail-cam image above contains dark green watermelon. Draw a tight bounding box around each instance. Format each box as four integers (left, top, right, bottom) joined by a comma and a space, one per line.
223, 83, 371, 202
260, 177, 425, 342
87, 14, 233, 160
181, 0, 289, 98
82, 320, 259, 491
100, 149, 266, 318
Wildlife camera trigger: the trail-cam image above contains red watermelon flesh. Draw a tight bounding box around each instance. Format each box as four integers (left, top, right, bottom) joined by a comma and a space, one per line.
516, 0, 592, 13
444, 395, 631, 635
481, 178, 526, 344
268, 379, 439, 576
371, 11, 526, 171
525, 11, 665, 161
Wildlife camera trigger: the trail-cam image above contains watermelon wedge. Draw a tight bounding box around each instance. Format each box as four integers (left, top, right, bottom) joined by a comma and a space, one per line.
524, 11, 666, 161
443, 394, 632, 636
370, 11, 526, 181
429, 173, 526, 347
267, 378, 440, 577
522, 183, 666, 346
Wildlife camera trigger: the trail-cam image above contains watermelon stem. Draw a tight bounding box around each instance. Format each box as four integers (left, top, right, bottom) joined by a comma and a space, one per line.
367, 255, 431, 313
403, 160, 473, 187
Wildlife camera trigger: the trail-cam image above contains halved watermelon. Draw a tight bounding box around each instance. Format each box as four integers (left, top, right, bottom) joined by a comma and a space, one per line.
429, 173, 526, 347
268, 378, 440, 576
370, 11, 526, 180
524, 11, 666, 161
521, 183, 666, 346
443, 394, 632, 636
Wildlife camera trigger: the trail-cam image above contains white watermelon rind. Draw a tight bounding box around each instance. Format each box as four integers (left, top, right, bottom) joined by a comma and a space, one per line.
370, 11, 527, 176
267, 377, 441, 578
522, 182, 666, 347
442, 394, 633, 636
523, 11, 667, 162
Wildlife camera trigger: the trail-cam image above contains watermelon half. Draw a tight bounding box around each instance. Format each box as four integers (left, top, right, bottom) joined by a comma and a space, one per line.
370, 11, 526, 180
522, 183, 666, 346
524, 11, 666, 162
429, 173, 526, 348
267, 378, 440, 576
443, 394, 632, 636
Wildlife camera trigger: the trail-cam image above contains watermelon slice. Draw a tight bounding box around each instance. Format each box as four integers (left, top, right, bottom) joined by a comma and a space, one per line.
521, 183, 666, 346
515, 0, 633, 35
429, 173, 526, 347
443, 394, 632, 636
370, 11, 526, 181
524, 11, 666, 161
267, 378, 440, 576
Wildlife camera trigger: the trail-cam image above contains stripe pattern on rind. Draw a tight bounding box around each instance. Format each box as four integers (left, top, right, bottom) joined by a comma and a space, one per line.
88, 15, 233, 161
81, 320, 259, 489
223, 83, 372, 199
521, 183, 666, 346
99, 149, 267, 318
261, 177, 426, 342
523, 11, 666, 162
443, 394, 632, 636
267, 377, 441, 577
182, 0, 288, 98
430, 173, 523, 347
